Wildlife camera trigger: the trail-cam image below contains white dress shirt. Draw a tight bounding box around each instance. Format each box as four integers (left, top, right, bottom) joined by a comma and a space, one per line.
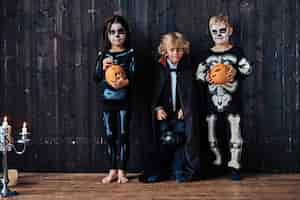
167, 59, 177, 112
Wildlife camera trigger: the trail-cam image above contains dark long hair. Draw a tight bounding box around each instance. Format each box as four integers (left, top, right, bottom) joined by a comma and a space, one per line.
102, 15, 131, 51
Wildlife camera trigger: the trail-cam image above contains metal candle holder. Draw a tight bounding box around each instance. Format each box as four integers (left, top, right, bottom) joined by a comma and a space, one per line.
0, 121, 31, 197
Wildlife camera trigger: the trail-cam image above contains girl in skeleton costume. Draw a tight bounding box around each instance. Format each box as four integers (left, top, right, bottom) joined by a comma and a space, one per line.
95, 15, 136, 184
195, 16, 252, 180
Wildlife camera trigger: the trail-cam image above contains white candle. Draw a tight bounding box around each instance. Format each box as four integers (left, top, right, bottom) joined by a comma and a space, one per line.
2, 116, 12, 143
22, 122, 28, 134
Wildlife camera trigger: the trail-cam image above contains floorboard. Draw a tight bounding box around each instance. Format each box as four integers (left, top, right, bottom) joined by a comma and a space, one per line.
6, 173, 300, 200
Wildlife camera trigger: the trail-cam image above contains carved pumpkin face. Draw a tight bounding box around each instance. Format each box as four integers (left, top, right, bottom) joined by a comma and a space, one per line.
209, 63, 231, 84
105, 64, 126, 86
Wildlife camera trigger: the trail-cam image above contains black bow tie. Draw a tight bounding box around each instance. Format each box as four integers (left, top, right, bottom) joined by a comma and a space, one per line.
169, 68, 177, 72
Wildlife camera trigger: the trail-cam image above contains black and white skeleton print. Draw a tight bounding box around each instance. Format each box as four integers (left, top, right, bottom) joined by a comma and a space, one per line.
196, 46, 251, 113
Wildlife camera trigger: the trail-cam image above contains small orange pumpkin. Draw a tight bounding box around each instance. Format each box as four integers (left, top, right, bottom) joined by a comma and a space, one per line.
105, 64, 126, 87
209, 63, 231, 84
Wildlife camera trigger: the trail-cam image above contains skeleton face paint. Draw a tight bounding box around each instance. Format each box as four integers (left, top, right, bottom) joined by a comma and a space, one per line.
108, 23, 126, 49
210, 23, 232, 45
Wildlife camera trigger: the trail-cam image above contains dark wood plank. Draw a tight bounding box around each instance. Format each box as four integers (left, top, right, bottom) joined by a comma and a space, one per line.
294, 0, 300, 169
253, 0, 265, 172
238, 0, 258, 171
282, 0, 297, 171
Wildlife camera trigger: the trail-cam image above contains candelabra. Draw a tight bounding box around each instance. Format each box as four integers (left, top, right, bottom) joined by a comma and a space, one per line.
0, 117, 31, 197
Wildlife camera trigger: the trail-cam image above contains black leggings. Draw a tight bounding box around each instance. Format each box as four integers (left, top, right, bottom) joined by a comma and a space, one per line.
103, 110, 129, 170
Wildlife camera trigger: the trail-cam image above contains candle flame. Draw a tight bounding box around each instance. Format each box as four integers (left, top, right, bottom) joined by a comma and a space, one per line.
23, 122, 27, 128
2, 116, 8, 127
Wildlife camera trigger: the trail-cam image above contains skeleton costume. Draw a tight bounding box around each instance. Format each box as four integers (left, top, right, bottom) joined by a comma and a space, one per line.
95, 48, 135, 170
195, 46, 251, 172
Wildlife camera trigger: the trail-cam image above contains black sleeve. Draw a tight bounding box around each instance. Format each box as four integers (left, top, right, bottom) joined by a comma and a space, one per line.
93, 52, 105, 83
151, 63, 163, 111
195, 50, 210, 86
234, 47, 252, 80
127, 49, 136, 82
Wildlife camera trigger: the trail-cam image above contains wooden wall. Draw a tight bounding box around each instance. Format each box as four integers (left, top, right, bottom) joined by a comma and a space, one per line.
1, 0, 300, 172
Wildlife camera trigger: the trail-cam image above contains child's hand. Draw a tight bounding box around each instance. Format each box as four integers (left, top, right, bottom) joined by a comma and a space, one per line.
102, 57, 113, 70
156, 108, 167, 120
177, 109, 184, 119
226, 65, 236, 82
111, 78, 129, 89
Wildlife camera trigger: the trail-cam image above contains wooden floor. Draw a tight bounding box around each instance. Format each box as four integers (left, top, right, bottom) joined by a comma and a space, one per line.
7, 173, 300, 200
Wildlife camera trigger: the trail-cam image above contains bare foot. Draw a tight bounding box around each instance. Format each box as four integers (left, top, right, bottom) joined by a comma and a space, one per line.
117, 170, 129, 184
102, 169, 118, 184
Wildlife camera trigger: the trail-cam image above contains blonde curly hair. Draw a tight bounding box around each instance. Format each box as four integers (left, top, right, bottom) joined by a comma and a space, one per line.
158, 32, 190, 57
209, 15, 232, 29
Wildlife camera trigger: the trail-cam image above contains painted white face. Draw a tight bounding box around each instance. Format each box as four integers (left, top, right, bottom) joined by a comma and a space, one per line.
210, 23, 232, 45
166, 45, 184, 65
108, 23, 126, 49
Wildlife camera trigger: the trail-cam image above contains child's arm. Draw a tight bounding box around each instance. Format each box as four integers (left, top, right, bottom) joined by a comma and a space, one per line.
102, 57, 113, 71
113, 49, 135, 89
154, 93, 168, 120
126, 49, 136, 82
195, 50, 211, 84
152, 63, 167, 121
94, 51, 105, 83
236, 49, 252, 80
195, 62, 209, 83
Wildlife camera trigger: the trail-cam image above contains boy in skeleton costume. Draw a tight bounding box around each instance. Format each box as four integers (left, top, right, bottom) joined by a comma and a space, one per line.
195, 16, 251, 180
